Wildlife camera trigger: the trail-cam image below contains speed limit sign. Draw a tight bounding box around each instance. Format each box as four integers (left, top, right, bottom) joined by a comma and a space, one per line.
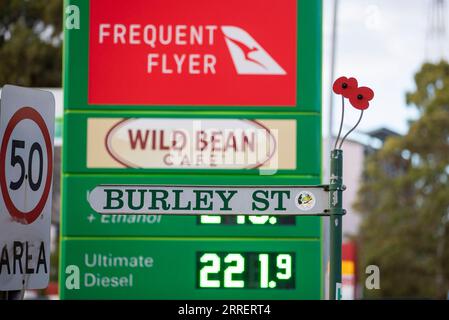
0, 85, 54, 290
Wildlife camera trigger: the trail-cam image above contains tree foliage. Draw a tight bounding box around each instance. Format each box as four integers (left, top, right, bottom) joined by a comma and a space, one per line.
355, 61, 449, 299
0, 0, 62, 87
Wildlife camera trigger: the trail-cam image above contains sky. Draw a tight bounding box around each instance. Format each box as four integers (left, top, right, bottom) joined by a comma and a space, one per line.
322, 0, 449, 139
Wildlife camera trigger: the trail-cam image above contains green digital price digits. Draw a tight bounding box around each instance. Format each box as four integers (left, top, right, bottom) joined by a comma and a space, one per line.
198, 215, 295, 225
197, 252, 295, 289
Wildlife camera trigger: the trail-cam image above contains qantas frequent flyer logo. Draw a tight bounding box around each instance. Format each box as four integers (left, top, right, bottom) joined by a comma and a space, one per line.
88, 0, 297, 106
222, 26, 286, 75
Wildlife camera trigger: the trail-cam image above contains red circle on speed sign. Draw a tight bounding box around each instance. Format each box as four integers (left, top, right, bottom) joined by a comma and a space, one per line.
0, 106, 53, 225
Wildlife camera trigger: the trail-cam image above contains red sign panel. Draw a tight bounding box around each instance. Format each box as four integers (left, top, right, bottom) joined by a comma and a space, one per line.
88, 0, 297, 106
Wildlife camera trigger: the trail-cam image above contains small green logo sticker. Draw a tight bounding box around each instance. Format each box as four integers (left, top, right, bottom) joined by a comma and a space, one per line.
295, 191, 316, 211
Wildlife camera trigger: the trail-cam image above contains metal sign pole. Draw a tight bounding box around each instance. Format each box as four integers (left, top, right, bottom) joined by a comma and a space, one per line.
328, 75, 373, 300
329, 149, 344, 300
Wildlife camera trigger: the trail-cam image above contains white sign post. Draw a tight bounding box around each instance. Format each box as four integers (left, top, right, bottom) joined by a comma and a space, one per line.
0, 85, 55, 291
88, 185, 330, 216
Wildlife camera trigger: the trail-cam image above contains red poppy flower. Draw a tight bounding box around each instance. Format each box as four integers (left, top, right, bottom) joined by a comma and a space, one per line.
332, 76, 358, 98
348, 86, 374, 110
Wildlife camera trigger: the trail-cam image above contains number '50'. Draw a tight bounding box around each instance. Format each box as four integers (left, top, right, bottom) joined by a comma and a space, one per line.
9, 139, 43, 191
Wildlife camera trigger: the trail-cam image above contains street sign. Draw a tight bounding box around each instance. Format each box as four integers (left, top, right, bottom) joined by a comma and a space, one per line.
62, 175, 321, 238
88, 185, 329, 216
0, 85, 54, 290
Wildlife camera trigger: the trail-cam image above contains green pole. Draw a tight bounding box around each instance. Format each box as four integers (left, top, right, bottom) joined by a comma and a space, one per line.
329, 149, 343, 300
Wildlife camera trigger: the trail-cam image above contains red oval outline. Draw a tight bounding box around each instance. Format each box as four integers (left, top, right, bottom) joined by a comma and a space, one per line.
105, 118, 277, 169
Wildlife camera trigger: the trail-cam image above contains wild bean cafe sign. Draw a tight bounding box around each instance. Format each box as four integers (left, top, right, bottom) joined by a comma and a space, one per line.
87, 118, 296, 170
88, 185, 329, 216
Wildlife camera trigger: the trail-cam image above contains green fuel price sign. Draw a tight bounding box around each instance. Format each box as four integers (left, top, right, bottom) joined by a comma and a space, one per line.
61, 0, 323, 300
197, 252, 295, 289
60, 239, 320, 299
